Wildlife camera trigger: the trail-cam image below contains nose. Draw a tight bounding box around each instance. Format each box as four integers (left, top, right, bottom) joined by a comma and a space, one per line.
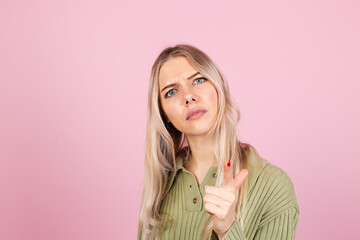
184, 94, 197, 106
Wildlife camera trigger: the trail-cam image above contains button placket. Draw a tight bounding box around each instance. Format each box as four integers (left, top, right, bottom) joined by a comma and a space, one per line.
181, 171, 202, 212
199, 167, 218, 197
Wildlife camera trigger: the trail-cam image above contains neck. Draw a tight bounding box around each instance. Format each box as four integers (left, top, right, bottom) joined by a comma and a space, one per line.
184, 134, 217, 171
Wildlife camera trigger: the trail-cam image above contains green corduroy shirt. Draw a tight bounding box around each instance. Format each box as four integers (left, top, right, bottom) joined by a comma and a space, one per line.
138, 146, 299, 239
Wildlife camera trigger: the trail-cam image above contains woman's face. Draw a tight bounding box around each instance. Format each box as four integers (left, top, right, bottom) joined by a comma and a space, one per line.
158, 56, 218, 136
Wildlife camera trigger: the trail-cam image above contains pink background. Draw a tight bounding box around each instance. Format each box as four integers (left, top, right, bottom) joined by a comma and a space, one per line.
1, 0, 359, 239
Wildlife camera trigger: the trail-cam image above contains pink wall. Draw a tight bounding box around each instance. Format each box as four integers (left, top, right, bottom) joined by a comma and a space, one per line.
1, 0, 359, 239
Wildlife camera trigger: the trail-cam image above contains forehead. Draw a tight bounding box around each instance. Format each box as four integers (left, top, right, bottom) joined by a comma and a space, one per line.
158, 56, 197, 87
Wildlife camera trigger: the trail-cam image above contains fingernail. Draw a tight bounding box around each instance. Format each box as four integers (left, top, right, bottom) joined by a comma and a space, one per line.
227, 160, 231, 167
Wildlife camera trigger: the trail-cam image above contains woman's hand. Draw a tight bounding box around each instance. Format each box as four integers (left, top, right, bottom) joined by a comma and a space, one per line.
203, 160, 249, 239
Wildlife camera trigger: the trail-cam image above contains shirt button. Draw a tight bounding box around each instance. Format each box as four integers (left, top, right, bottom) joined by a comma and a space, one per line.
193, 198, 198, 204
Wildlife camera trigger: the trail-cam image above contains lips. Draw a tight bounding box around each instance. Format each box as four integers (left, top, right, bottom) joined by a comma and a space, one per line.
186, 108, 207, 120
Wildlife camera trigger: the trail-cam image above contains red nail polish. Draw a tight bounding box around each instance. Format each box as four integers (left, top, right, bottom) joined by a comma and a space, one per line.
227, 160, 231, 167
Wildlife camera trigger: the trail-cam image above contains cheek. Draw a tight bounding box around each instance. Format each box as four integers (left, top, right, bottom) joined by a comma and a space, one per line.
162, 102, 178, 122
209, 88, 218, 109
165, 108, 176, 121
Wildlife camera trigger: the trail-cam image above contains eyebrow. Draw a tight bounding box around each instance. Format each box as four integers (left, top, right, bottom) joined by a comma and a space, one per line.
160, 72, 201, 93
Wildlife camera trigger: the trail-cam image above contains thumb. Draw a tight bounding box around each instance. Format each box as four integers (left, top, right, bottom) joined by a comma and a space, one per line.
222, 160, 234, 188
233, 169, 249, 190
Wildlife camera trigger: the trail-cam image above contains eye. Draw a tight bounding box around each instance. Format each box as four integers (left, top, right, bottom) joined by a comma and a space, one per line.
165, 89, 176, 98
194, 77, 207, 84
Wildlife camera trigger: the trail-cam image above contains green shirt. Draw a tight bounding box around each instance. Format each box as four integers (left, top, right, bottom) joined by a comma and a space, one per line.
138, 146, 299, 239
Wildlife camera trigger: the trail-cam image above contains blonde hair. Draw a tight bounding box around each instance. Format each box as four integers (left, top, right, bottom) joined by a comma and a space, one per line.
139, 44, 251, 239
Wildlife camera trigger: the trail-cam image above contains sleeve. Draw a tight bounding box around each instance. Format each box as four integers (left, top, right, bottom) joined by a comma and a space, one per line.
252, 206, 299, 240
210, 205, 299, 240
137, 227, 142, 240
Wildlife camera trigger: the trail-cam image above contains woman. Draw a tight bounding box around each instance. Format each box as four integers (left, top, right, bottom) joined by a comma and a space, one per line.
138, 44, 299, 240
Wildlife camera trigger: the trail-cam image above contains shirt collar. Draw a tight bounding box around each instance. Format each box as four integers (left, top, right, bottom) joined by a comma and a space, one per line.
161, 154, 187, 200
162, 145, 268, 199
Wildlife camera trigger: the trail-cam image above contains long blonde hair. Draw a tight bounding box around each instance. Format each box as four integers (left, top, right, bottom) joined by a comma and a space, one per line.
139, 44, 251, 239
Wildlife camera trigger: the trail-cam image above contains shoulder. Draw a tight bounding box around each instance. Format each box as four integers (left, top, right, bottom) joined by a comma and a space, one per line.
260, 162, 298, 201
245, 147, 299, 219
245, 146, 297, 203
262, 162, 296, 191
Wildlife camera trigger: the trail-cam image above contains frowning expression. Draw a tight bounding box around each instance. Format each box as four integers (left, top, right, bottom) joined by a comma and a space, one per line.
158, 56, 218, 136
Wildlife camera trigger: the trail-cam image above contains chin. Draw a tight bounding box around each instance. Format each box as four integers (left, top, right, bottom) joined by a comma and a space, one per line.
182, 125, 213, 136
